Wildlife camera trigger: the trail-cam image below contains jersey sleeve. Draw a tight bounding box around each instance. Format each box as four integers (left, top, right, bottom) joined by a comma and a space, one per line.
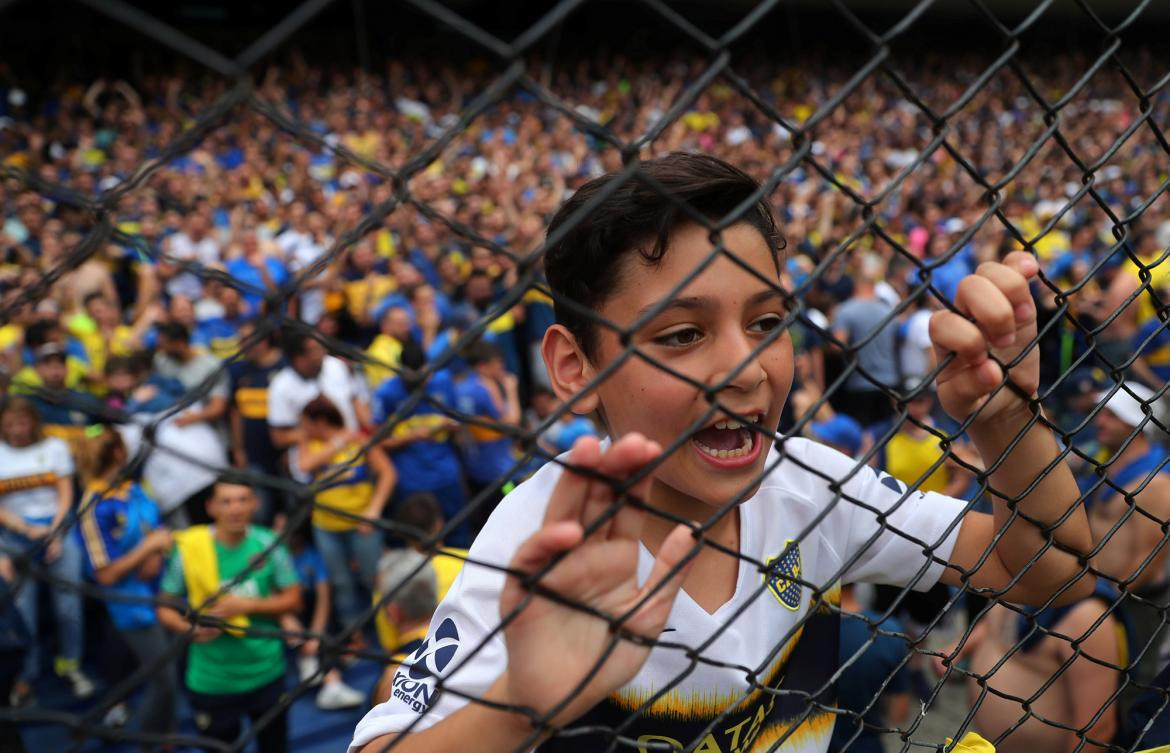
269, 540, 300, 591
207, 366, 230, 401
266, 374, 297, 428
372, 380, 400, 425
159, 552, 187, 598
802, 440, 966, 591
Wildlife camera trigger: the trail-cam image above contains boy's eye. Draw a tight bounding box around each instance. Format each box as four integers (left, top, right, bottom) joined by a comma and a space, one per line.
748, 315, 784, 333
653, 327, 703, 348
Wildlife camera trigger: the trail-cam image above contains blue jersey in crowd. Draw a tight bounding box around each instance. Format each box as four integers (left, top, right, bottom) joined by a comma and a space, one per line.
77, 481, 163, 631
455, 372, 516, 485
226, 256, 290, 316
293, 546, 329, 592
373, 370, 463, 494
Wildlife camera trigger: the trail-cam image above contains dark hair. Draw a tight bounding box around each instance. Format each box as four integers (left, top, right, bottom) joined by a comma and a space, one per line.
544, 152, 782, 358
394, 492, 442, 546
0, 397, 44, 444
301, 395, 345, 428
23, 320, 58, 350
463, 339, 502, 368
156, 321, 190, 343
280, 328, 317, 360
105, 354, 137, 376
399, 338, 427, 390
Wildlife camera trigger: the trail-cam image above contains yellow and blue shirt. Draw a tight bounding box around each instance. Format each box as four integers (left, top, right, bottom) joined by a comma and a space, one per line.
454, 373, 516, 486
373, 371, 462, 495
77, 481, 163, 631
311, 439, 375, 532
228, 357, 285, 474
1135, 318, 1170, 383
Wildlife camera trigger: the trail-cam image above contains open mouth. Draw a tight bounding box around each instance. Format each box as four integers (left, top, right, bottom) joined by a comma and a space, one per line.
691, 412, 766, 465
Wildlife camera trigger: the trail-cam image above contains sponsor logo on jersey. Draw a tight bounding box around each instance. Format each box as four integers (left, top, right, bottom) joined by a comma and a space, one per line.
764, 539, 802, 611
393, 617, 460, 713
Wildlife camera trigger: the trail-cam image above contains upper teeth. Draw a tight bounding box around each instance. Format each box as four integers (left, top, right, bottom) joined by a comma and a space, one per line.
713, 413, 761, 430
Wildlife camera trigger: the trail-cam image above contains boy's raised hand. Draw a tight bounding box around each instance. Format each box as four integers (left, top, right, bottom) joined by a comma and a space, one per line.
498, 434, 695, 730
929, 251, 1040, 423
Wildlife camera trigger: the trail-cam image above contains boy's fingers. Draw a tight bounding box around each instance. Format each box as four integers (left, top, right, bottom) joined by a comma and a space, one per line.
596, 433, 661, 480
954, 275, 1016, 349
587, 434, 660, 538
929, 310, 990, 370
630, 523, 697, 638
975, 261, 1036, 329
1000, 250, 1040, 282
545, 435, 603, 524
506, 521, 585, 589
609, 442, 663, 541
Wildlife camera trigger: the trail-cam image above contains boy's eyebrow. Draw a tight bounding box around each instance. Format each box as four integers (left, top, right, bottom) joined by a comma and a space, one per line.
636, 288, 785, 320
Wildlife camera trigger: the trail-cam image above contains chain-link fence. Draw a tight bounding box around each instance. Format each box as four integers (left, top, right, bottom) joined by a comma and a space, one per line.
3, 1, 1170, 752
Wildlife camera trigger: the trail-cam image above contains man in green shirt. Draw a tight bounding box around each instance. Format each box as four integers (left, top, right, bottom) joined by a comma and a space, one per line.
157, 480, 301, 753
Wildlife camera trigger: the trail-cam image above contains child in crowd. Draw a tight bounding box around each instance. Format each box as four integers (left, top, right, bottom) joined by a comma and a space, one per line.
351, 154, 1094, 753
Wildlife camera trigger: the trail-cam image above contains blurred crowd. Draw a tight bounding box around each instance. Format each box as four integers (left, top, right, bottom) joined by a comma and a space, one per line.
1, 47, 1170, 752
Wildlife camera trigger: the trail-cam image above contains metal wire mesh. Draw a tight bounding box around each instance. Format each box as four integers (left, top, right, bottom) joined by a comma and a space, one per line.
3, 1, 1170, 752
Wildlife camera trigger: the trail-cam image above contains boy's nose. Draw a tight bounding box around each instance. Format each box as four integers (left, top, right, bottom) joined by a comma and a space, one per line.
711, 333, 767, 394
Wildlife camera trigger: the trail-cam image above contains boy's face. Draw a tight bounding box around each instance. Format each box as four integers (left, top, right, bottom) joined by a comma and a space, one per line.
206, 482, 257, 535
581, 222, 793, 508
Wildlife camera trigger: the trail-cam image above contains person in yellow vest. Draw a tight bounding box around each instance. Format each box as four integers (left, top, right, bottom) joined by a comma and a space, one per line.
295, 396, 396, 641
363, 306, 411, 390
370, 547, 445, 706
156, 480, 301, 753
373, 492, 468, 659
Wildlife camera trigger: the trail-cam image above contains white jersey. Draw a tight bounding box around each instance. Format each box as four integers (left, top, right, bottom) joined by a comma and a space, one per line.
351, 438, 966, 753
0, 437, 74, 522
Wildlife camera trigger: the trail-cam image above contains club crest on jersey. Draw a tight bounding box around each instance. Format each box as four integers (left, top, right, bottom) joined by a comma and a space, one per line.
764, 540, 802, 611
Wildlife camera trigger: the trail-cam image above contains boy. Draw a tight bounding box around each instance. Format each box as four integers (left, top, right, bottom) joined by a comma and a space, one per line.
351, 153, 1093, 753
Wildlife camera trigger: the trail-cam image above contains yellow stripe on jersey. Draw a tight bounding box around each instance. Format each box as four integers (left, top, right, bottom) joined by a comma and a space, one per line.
466, 423, 506, 442
485, 311, 515, 334
389, 414, 453, 441
79, 507, 110, 569
0, 472, 57, 495
609, 625, 800, 719
235, 387, 269, 420
522, 287, 553, 306
750, 709, 836, 753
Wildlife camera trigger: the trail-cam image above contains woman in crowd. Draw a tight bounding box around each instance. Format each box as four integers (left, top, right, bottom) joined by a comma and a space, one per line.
0, 398, 91, 705
296, 396, 396, 650
77, 429, 178, 747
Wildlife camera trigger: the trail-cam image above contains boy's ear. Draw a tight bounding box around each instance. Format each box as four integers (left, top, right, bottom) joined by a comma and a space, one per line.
541, 324, 599, 415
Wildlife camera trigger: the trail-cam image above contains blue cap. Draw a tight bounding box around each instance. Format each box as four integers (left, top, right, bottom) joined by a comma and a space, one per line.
810, 414, 864, 456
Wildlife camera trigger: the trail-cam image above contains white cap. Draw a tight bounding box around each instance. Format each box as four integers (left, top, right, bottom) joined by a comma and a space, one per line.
1097, 382, 1159, 428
